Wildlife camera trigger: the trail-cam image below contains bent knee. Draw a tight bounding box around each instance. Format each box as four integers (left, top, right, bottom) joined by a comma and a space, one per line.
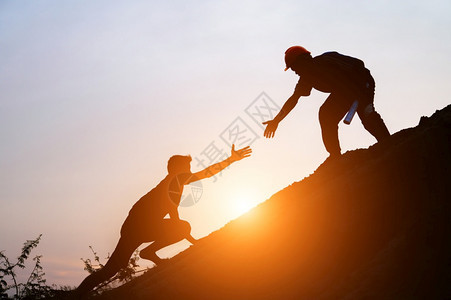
359, 103, 375, 117
178, 220, 191, 234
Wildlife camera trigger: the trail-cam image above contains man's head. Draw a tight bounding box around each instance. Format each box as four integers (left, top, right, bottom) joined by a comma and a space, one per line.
167, 155, 192, 174
284, 46, 312, 73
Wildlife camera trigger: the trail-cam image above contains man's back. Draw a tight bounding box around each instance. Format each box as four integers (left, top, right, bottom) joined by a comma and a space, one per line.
296, 52, 371, 96
316, 52, 365, 73
126, 176, 174, 223
124, 172, 194, 224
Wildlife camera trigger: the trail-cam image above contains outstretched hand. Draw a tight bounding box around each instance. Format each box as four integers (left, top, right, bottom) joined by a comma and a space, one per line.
230, 144, 252, 162
262, 119, 279, 138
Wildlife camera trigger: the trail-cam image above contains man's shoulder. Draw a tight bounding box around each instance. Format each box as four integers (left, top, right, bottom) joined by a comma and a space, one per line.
174, 172, 198, 185
314, 51, 365, 69
167, 173, 198, 197
316, 51, 340, 57
314, 51, 346, 61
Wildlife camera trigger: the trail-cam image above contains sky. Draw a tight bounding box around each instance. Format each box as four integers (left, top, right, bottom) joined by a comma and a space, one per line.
1, 0, 450, 288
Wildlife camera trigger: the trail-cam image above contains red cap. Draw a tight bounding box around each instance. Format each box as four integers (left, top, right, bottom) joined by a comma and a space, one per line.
284, 46, 311, 71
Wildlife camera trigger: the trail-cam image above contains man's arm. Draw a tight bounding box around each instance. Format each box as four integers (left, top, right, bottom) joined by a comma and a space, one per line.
168, 202, 180, 220
263, 92, 302, 138
187, 144, 252, 183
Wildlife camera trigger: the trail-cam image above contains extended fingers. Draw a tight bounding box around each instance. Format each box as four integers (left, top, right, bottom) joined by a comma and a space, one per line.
264, 130, 275, 138
239, 148, 252, 155
240, 149, 252, 156
240, 152, 252, 158
237, 147, 252, 158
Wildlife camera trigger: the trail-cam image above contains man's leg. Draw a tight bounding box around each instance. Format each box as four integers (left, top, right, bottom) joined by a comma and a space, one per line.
319, 94, 352, 157
358, 103, 390, 142
75, 236, 140, 297
139, 219, 194, 264
357, 77, 390, 142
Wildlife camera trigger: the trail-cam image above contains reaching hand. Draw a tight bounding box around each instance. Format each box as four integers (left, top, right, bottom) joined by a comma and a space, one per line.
262, 119, 279, 138
230, 144, 252, 162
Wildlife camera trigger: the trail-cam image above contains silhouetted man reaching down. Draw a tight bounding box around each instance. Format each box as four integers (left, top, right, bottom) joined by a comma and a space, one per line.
263, 46, 390, 159
76, 144, 252, 296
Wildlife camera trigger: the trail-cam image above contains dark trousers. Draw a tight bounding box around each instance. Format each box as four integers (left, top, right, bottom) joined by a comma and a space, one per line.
75, 219, 191, 296
318, 76, 390, 156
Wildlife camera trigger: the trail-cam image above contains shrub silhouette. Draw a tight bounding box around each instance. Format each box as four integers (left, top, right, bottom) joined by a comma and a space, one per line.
80, 246, 145, 295
0, 234, 54, 299
0, 236, 144, 299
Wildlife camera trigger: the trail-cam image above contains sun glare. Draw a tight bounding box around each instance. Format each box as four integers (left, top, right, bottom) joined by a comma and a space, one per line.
234, 198, 254, 215
230, 192, 258, 218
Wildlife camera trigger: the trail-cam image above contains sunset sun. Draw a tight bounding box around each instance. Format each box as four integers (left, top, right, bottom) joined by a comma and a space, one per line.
229, 191, 258, 217
233, 197, 254, 215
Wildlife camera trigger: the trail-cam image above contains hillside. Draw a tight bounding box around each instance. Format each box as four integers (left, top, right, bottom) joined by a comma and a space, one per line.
95, 104, 451, 299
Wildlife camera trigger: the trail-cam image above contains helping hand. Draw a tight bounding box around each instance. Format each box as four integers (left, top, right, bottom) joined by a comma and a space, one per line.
230, 144, 252, 162
262, 119, 279, 138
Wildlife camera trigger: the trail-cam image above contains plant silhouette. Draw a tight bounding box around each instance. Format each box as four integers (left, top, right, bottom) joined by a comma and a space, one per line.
80, 246, 142, 294
0, 235, 54, 299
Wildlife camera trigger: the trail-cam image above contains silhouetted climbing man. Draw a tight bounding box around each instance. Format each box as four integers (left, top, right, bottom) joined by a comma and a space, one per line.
75, 144, 252, 296
263, 46, 390, 159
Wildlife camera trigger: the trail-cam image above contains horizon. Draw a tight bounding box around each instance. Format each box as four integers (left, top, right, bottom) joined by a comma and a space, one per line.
1, 0, 450, 288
